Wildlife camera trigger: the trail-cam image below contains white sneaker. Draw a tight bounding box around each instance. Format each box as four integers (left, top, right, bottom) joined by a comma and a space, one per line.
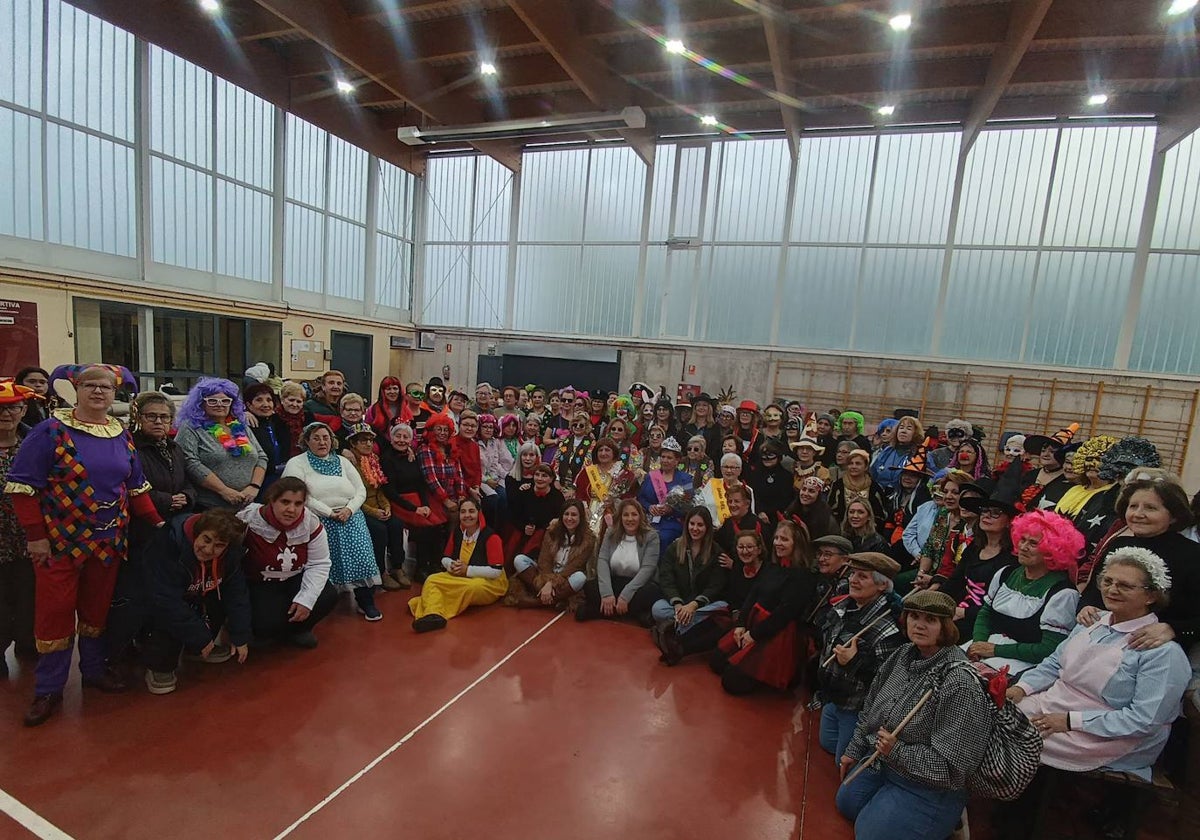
145, 669, 177, 695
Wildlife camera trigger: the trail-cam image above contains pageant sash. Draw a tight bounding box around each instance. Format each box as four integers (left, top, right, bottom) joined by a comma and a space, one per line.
709, 478, 731, 522
585, 463, 606, 500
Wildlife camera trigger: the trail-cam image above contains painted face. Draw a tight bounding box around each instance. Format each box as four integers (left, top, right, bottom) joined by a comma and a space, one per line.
957, 448, 977, 469
787, 405, 802, 420
1004, 441, 1025, 459
427, 384, 445, 403
764, 409, 783, 426
271, 490, 306, 526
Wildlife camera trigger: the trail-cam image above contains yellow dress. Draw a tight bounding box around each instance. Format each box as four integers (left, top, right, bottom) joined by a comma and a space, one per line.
408, 532, 509, 620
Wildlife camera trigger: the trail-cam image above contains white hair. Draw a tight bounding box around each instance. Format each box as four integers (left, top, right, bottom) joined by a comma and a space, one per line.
720, 453, 742, 468
1102, 547, 1172, 592
870, 571, 895, 592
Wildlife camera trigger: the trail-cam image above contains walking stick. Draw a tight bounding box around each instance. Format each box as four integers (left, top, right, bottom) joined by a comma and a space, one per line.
821, 611, 892, 668
840, 688, 935, 787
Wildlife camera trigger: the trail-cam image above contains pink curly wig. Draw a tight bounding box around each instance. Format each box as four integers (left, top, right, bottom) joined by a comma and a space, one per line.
1010, 510, 1085, 580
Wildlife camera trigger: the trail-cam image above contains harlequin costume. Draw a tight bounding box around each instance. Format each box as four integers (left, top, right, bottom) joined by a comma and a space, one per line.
5, 367, 162, 710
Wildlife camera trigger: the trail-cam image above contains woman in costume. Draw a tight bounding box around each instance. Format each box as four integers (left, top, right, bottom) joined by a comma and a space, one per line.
0, 379, 37, 674
573, 436, 638, 535
828, 448, 889, 528
366, 376, 408, 438
379, 423, 441, 583
6, 364, 164, 726
345, 423, 405, 591
175, 377, 268, 511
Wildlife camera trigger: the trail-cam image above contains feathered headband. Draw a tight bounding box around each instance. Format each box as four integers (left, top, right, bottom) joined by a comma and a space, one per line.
49, 363, 137, 395
1102, 546, 1172, 592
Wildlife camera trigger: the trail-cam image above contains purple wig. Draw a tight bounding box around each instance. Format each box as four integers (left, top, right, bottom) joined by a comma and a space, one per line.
176, 377, 247, 429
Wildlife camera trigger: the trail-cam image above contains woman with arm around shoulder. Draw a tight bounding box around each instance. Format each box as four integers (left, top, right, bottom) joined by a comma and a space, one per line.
577, 499, 661, 625
408, 497, 507, 633
836, 591, 993, 840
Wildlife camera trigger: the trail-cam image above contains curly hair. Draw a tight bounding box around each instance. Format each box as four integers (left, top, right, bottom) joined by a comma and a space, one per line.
1072, 435, 1120, 475
176, 377, 245, 429
610, 394, 635, 419
1010, 510, 1085, 578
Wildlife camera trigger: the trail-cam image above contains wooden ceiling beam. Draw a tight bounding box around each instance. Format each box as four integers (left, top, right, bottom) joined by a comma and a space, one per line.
250, 0, 519, 171
1156, 81, 1200, 154
760, 0, 801, 160
505, 0, 656, 165
960, 0, 1054, 155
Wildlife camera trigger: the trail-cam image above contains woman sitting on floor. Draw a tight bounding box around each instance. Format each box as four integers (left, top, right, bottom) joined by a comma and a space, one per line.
836, 591, 993, 840
505, 499, 595, 610
651, 506, 729, 665
408, 498, 507, 633
843, 499, 889, 554
577, 499, 661, 625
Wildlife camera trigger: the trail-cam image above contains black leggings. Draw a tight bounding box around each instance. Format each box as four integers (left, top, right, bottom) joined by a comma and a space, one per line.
248, 578, 338, 641
364, 515, 405, 576
577, 575, 661, 622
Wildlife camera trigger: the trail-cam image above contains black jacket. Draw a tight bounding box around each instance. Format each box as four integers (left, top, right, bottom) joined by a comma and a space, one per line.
249, 414, 292, 480
658, 540, 728, 607
148, 515, 253, 651
133, 432, 197, 548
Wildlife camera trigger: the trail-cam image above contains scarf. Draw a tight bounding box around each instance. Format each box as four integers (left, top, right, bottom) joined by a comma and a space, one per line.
205, 417, 254, 456
277, 406, 306, 457
305, 451, 342, 477
356, 452, 387, 488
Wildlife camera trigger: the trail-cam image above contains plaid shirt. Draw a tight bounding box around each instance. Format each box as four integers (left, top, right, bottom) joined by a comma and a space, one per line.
417, 443, 465, 504
818, 593, 903, 710
843, 645, 993, 791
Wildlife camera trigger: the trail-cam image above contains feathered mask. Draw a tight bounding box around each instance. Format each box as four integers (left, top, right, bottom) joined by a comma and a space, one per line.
1098, 436, 1161, 482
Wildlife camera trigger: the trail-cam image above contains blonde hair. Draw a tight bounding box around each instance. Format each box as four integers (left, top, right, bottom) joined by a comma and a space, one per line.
280, 382, 306, 401
339, 392, 366, 411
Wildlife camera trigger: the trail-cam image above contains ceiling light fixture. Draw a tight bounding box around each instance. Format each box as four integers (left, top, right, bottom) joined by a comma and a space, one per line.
397, 107, 647, 145
199, 0, 220, 13
1088, 93, 1109, 106
889, 13, 913, 31
877, 104, 896, 116
336, 79, 355, 95
665, 39, 686, 55
1167, 0, 1199, 15
480, 62, 498, 77
700, 114, 718, 126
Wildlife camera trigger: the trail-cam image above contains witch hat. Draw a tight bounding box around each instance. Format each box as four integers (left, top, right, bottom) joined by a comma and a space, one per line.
899, 445, 930, 476
1023, 422, 1080, 455
961, 448, 1024, 517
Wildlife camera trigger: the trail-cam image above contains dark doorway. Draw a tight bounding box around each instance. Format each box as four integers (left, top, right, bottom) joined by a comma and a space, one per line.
331, 331, 373, 397
476, 355, 503, 390
496, 354, 619, 396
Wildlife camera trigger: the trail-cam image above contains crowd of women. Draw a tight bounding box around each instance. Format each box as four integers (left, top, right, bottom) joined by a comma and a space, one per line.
2, 364, 1198, 839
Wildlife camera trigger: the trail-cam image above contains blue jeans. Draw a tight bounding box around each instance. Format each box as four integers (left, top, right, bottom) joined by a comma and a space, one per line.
819, 703, 860, 764
836, 764, 967, 840
650, 599, 729, 633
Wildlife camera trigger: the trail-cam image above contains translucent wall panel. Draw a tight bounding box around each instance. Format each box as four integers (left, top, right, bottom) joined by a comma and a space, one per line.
46, 123, 135, 255
641, 247, 665, 335
1043, 126, 1153, 248
577, 245, 639, 335
855, 248, 942, 354
285, 115, 326, 207
1130, 253, 1200, 374
327, 135, 367, 223
699, 246, 778, 344
149, 47, 211, 167
791, 135, 874, 243
1152, 131, 1200, 251
957, 129, 1056, 246
426, 156, 475, 241
868, 132, 958, 244
585, 147, 646, 242
0, 107, 43, 239
463, 245, 507, 329
646, 144, 677, 241
46, 0, 134, 141
659, 250, 701, 337
326, 218, 365, 299
778, 246, 859, 350
512, 245, 580, 330
216, 80, 273, 189
216, 181, 271, 283
519, 149, 588, 241
375, 233, 411, 310
377, 160, 415, 239
151, 157, 212, 271
423, 244, 472, 326
0, 0, 43, 109
1025, 250, 1134, 368
472, 156, 512, 242
672, 146, 707, 237
940, 250, 1038, 361
283, 203, 324, 292
710, 139, 790, 242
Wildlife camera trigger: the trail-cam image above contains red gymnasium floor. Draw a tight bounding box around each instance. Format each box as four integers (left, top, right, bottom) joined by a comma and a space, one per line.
0, 593, 852, 840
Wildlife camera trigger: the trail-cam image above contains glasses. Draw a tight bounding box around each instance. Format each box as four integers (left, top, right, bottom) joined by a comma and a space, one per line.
0, 404, 26, 414
80, 383, 115, 393
140, 413, 172, 423
979, 507, 1007, 518
203, 397, 233, 406
1099, 577, 1151, 594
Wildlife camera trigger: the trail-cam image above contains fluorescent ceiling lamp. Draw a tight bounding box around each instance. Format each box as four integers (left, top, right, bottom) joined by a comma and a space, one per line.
700, 114, 718, 126
480, 62, 497, 76
665, 39, 686, 54
889, 13, 912, 31
199, 0, 220, 13
336, 79, 355, 94
1167, 0, 1198, 15
397, 107, 647, 145
1088, 93, 1109, 106
877, 104, 896, 116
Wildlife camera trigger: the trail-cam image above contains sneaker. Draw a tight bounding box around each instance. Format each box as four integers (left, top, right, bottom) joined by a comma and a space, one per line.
286, 630, 319, 649
144, 670, 178, 695
186, 644, 232, 664
355, 598, 383, 622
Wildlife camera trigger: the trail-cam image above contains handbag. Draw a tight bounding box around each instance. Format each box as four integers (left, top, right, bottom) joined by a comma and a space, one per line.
940, 661, 1043, 801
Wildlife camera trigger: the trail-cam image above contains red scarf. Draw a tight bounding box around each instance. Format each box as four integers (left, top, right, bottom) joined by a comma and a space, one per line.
277, 406, 306, 457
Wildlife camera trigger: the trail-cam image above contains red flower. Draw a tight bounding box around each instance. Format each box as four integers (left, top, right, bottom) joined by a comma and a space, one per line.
987, 665, 1011, 709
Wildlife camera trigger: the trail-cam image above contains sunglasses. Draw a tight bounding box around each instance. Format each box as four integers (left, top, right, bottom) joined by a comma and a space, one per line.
203, 396, 233, 406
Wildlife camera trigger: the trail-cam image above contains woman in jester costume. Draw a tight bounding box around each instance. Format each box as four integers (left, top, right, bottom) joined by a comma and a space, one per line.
5, 364, 164, 727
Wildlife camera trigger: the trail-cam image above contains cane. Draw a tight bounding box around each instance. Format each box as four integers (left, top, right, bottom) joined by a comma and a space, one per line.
821, 611, 891, 668
840, 688, 935, 787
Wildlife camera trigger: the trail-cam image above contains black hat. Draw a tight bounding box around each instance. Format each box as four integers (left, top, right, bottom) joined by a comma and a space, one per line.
960, 460, 1023, 517
426, 376, 445, 390
1023, 423, 1080, 455
693, 392, 715, 407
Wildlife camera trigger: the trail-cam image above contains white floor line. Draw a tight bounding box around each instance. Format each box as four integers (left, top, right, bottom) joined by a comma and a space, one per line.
272, 610, 566, 840
0, 788, 76, 840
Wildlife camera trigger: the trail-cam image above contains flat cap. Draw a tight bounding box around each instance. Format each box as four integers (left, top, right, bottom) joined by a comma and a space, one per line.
847, 552, 901, 579
901, 590, 956, 618
812, 535, 853, 554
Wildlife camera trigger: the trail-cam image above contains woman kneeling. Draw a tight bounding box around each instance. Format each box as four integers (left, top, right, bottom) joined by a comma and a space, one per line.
408, 498, 507, 633
506, 499, 595, 610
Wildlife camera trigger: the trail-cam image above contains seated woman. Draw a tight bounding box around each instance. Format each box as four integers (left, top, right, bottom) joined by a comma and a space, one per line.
504, 463, 565, 564
574, 436, 638, 535
843, 499, 889, 554
698, 453, 756, 528
637, 424, 667, 480
379, 423, 440, 584
175, 377, 268, 511
477, 413, 513, 526
506, 499, 595, 610
967, 509, 1083, 677
635, 437, 693, 550
817, 552, 904, 762
345, 423, 405, 592
946, 488, 1015, 639
605, 417, 640, 468
710, 523, 817, 695
828, 448, 889, 529
900, 469, 972, 593
681, 434, 715, 488
144, 509, 252, 694
651, 506, 729, 664
408, 498, 507, 633
236, 478, 337, 648
577, 499, 661, 624
836, 591, 993, 840
785, 475, 839, 541
282, 423, 383, 621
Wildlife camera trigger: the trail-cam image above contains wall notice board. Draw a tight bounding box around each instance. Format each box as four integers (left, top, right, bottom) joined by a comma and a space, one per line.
289, 339, 325, 373
0, 299, 39, 372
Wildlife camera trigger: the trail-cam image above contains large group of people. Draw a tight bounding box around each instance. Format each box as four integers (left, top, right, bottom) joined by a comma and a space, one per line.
2, 364, 1198, 838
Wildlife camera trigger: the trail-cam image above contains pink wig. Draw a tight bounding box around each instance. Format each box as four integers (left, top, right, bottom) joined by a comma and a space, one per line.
1010, 510, 1085, 580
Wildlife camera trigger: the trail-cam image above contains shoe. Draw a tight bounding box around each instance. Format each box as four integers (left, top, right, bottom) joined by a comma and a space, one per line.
653, 621, 685, 666
81, 668, 128, 693
23, 693, 63, 727
286, 631, 319, 649
144, 669, 178, 695
393, 569, 413, 588
380, 573, 403, 592
412, 614, 447, 633
187, 644, 233, 664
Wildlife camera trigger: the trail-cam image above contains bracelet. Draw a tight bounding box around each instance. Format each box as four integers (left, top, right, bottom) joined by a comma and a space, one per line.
248, 483, 262, 490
